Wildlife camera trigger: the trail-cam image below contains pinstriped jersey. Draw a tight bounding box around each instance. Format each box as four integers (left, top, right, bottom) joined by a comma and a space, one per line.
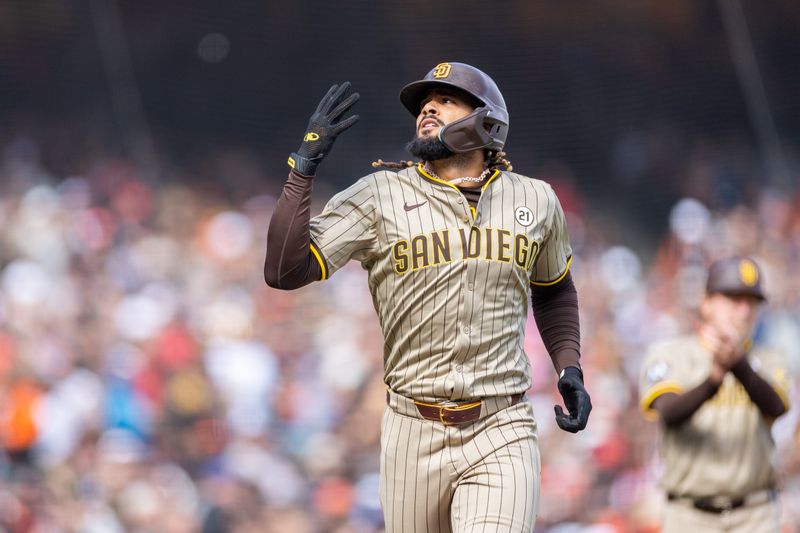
639, 335, 792, 498
309, 164, 572, 402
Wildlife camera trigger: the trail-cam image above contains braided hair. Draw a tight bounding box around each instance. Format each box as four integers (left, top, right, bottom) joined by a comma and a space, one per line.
372, 150, 513, 172
486, 150, 513, 172
370, 159, 416, 170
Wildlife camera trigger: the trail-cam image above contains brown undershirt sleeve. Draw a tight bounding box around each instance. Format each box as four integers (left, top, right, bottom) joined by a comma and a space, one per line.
730, 358, 787, 418
530, 271, 581, 374
651, 356, 786, 426
264, 170, 323, 290
651, 380, 721, 427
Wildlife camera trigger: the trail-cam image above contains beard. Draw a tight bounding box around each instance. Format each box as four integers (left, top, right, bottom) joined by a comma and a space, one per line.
405, 135, 453, 161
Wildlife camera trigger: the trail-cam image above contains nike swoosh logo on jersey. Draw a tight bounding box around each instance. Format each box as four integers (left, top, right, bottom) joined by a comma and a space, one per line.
404, 201, 427, 212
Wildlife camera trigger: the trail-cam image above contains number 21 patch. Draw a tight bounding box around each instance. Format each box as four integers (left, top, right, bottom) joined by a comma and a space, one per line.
515, 206, 534, 226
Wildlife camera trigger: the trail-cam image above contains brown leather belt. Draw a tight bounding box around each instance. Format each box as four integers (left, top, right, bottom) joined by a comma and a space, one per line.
411, 393, 525, 426
667, 489, 777, 514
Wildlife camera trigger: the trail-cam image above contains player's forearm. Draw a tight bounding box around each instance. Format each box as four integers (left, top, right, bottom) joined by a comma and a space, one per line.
652, 379, 720, 426
730, 359, 787, 418
264, 170, 322, 289
530, 272, 581, 373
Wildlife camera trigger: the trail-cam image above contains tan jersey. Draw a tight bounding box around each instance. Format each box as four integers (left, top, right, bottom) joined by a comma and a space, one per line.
309, 165, 572, 402
639, 335, 793, 498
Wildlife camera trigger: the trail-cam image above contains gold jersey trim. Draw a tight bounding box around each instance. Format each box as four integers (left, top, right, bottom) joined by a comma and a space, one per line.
640, 380, 684, 419
417, 163, 461, 192
480, 168, 501, 191
416, 164, 501, 195
774, 383, 791, 412
309, 241, 328, 280
531, 255, 573, 286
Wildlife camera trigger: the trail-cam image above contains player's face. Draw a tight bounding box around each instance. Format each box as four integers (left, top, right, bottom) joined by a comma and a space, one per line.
701, 293, 762, 334
415, 90, 475, 139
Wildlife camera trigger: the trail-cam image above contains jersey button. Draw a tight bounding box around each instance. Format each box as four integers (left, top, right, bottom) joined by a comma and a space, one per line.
455, 364, 463, 372
463, 326, 471, 334
457, 197, 464, 204
467, 283, 474, 291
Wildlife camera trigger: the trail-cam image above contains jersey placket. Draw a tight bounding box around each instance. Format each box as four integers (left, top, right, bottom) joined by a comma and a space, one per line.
433, 183, 478, 399
448, 182, 493, 399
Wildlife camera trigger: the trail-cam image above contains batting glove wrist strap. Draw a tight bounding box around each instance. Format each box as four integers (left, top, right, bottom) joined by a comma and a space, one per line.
287, 152, 322, 176
559, 366, 583, 382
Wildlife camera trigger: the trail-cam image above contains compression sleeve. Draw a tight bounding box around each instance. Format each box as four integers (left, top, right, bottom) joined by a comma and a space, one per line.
651, 379, 721, 426
530, 271, 581, 373
731, 359, 787, 418
264, 170, 323, 290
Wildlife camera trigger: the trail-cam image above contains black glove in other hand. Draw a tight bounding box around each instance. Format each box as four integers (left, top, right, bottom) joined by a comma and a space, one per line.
288, 82, 360, 176
554, 366, 591, 433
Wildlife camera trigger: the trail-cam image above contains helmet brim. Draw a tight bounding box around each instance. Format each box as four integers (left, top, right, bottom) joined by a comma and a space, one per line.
399, 80, 485, 117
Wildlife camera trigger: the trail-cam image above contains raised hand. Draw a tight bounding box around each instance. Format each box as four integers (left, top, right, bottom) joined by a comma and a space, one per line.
288, 82, 360, 176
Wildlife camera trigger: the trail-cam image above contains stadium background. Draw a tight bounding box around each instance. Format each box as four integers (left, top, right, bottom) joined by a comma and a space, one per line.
0, 1, 798, 531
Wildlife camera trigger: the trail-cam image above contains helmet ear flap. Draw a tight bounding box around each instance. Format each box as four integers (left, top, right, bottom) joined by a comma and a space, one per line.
439, 109, 492, 153
439, 108, 506, 153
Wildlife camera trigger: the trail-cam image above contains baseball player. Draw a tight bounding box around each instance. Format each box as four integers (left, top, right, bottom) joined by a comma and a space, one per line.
264, 62, 592, 532
639, 256, 792, 533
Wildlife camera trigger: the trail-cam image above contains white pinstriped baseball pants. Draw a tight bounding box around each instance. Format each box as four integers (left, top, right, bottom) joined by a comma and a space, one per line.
380, 398, 540, 533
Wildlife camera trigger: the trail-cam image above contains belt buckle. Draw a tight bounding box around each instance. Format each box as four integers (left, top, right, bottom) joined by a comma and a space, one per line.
438, 400, 481, 425
717, 500, 734, 513
694, 496, 738, 514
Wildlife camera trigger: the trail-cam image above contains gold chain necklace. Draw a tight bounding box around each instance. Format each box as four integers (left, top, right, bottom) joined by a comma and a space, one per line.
424, 163, 491, 186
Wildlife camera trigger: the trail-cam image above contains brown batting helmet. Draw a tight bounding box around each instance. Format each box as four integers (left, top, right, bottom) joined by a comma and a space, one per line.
706, 256, 767, 301
399, 62, 509, 153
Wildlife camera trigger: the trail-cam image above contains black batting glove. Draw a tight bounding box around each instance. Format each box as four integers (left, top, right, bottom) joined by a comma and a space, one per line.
554, 366, 591, 433
288, 82, 360, 176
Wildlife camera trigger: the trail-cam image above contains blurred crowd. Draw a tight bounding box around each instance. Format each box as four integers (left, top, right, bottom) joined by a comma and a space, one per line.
0, 129, 798, 533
